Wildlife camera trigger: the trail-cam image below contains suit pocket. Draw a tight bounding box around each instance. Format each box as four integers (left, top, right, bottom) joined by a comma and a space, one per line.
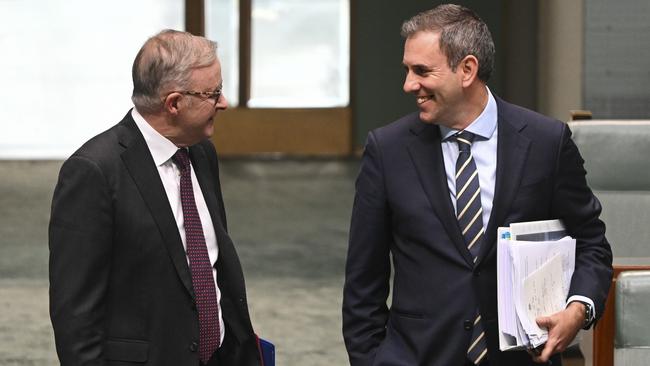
390, 308, 425, 319
104, 338, 149, 363
510, 178, 552, 219
516, 177, 549, 199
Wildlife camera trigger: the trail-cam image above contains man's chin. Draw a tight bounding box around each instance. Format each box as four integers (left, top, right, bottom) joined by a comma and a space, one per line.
204, 122, 215, 138
418, 110, 436, 124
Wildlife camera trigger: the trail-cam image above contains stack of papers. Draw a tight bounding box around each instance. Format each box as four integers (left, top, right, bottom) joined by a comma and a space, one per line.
497, 219, 576, 351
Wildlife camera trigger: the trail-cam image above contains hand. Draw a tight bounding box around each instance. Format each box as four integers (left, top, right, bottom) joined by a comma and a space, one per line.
530, 302, 585, 363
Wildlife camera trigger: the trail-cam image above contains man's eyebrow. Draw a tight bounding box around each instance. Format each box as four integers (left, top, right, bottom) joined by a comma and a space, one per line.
403, 62, 431, 70
403, 60, 428, 66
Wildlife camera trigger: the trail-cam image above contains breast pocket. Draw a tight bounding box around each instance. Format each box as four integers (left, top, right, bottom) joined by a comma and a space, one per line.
509, 177, 552, 219
516, 177, 550, 199
104, 338, 149, 363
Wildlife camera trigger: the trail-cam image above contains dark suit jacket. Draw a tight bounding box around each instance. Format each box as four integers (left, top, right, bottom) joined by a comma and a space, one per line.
49, 111, 261, 366
342, 97, 613, 366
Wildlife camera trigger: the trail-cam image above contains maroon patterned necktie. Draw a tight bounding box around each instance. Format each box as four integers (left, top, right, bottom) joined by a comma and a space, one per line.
172, 149, 220, 364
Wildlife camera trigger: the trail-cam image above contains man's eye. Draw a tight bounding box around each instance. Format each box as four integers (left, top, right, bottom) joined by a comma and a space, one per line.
414, 67, 428, 75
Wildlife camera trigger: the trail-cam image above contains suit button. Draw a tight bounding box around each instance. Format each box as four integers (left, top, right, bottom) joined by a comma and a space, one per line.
464, 320, 473, 330
189, 341, 198, 352
474, 270, 481, 277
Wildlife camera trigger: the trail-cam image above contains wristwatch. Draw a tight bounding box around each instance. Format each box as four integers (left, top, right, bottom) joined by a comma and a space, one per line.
577, 301, 594, 329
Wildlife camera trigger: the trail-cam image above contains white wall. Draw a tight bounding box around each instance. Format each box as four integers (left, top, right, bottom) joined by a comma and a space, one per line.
0, 0, 183, 159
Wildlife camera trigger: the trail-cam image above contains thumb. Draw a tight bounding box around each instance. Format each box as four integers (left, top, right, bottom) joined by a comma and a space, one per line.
536, 316, 552, 329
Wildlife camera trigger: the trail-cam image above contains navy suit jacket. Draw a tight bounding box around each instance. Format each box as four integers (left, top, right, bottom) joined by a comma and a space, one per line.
342, 97, 613, 366
49, 111, 261, 366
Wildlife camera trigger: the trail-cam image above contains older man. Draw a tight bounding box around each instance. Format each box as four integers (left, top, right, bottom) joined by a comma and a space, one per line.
343, 4, 612, 366
49, 30, 261, 366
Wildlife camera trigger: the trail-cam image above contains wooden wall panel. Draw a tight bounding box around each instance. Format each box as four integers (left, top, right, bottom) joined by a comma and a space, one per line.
211, 107, 352, 156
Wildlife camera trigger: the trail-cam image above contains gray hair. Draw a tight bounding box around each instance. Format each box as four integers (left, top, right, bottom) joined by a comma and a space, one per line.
131, 29, 218, 113
401, 4, 494, 82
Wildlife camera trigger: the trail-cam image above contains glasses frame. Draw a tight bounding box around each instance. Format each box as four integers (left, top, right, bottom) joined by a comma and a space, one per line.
163, 89, 223, 108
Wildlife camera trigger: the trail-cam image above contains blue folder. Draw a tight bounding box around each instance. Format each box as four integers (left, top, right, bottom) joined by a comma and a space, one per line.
258, 337, 275, 366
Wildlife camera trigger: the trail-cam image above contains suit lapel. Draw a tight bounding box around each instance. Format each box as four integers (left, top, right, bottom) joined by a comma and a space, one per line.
478, 103, 531, 265
190, 144, 251, 340
189, 145, 229, 244
117, 115, 195, 298
406, 121, 474, 266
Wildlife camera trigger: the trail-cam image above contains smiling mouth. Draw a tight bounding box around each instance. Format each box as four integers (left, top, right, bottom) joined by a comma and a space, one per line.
417, 95, 433, 105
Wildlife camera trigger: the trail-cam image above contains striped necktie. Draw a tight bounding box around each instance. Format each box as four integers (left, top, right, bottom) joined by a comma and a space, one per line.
172, 149, 221, 364
454, 131, 488, 365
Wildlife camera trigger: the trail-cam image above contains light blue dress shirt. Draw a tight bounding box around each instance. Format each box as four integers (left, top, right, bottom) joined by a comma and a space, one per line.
438, 88, 595, 319
439, 87, 498, 231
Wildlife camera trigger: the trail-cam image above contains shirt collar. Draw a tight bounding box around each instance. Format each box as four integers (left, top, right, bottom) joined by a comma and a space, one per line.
440, 86, 498, 141
131, 108, 179, 166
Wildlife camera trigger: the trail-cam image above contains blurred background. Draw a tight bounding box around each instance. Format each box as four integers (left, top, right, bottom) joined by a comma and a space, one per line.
0, 0, 648, 365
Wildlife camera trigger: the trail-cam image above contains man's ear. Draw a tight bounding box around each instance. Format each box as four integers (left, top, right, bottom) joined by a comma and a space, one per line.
163, 92, 182, 115
459, 55, 479, 88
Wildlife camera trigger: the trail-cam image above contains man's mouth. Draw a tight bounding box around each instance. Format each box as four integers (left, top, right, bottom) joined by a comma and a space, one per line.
417, 95, 433, 105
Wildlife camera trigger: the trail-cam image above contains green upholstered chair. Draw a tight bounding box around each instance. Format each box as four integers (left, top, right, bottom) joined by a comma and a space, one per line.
568, 121, 650, 258
569, 120, 650, 366
615, 271, 650, 365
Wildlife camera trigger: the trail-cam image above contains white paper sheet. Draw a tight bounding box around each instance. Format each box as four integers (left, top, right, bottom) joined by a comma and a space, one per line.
497, 219, 576, 351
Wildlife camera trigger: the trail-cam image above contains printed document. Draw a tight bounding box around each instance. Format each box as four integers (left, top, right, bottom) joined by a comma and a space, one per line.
497, 220, 576, 351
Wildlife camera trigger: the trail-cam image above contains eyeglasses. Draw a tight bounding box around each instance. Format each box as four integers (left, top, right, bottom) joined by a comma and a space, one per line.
164, 89, 223, 107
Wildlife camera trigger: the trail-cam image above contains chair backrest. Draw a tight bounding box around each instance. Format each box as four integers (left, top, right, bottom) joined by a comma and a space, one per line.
568, 121, 650, 257
615, 270, 650, 365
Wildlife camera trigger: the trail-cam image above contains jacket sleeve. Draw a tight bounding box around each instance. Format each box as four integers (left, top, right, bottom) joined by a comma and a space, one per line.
551, 124, 613, 320
49, 155, 113, 365
342, 132, 392, 366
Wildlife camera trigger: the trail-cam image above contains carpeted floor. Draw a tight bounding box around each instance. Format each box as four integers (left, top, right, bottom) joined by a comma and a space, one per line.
0, 159, 585, 365
0, 159, 356, 365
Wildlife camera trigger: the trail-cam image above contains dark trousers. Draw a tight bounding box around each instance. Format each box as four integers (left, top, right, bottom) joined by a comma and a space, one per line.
464, 354, 562, 366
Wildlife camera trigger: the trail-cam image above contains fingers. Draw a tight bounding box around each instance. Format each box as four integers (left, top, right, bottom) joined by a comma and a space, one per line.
531, 313, 563, 362
530, 308, 583, 363
536, 315, 553, 329
526, 346, 544, 363
531, 339, 557, 363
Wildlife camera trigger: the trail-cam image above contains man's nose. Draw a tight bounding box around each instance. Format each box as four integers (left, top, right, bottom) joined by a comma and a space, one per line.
403, 73, 420, 93
216, 94, 228, 110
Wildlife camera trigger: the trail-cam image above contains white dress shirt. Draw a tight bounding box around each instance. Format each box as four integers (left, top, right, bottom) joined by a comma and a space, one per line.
132, 108, 225, 343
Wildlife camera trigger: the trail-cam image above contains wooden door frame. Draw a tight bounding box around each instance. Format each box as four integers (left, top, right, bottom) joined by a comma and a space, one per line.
186, 0, 353, 157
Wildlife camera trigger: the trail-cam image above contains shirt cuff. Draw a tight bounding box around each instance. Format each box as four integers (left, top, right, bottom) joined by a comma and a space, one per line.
566, 295, 596, 327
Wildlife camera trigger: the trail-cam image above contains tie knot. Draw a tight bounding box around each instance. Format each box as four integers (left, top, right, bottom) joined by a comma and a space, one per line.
455, 131, 475, 153
172, 148, 191, 170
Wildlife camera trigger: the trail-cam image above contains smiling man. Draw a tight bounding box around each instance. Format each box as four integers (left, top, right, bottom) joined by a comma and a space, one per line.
343, 4, 612, 366
49, 30, 262, 366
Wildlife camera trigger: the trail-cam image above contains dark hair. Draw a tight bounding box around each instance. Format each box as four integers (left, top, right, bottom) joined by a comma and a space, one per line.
401, 4, 495, 82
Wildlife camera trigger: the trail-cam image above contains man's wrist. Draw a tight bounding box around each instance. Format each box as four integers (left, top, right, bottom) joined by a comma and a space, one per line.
571, 300, 594, 329
567, 295, 596, 329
